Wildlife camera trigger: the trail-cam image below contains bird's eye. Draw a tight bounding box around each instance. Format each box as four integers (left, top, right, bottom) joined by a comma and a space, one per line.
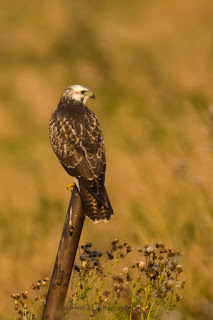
81, 90, 86, 94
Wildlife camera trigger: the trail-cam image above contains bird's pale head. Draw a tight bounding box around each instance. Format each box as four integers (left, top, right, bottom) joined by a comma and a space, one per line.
60, 85, 95, 105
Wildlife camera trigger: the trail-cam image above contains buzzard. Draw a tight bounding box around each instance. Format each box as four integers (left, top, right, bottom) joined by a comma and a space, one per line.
49, 85, 113, 223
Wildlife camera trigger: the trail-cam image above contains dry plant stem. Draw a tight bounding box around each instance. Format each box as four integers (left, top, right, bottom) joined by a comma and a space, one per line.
42, 186, 84, 320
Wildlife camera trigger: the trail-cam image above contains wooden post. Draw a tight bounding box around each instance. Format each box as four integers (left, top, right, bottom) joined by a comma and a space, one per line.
42, 187, 84, 320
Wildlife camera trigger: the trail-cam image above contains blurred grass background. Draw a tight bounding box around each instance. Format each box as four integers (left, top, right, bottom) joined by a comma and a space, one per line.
1, 0, 213, 318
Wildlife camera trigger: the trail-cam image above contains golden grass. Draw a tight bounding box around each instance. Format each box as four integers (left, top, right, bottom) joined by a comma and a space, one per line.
1, 0, 213, 318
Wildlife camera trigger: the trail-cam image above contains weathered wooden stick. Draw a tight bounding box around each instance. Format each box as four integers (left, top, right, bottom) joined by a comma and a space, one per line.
42, 186, 84, 320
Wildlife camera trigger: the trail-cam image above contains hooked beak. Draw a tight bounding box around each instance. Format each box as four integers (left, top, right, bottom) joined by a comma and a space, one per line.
90, 92, 95, 99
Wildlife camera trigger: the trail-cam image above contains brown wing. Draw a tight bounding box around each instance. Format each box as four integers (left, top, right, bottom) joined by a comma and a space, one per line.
49, 102, 108, 207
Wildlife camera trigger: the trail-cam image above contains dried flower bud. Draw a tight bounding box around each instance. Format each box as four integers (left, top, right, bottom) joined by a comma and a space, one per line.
114, 282, 119, 291
85, 242, 92, 248
126, 274, 132, 282
176, 264, 183, 273
165, 278, 174, 290
103, 290, 110, 297
168, 249, 175, 257
126, 245, 132, 253
44, 277, 49, 281
74, 264, 80, 272
123, 267, 129, 274
138, 247, 142, 252
22, 291, 28, 299
176, 293, 182, 302
111, 239, 119, 245
117, 273, 125, 283
11, 293, 20, 300
134, 260, 140, 267
156, 241, 165, 248
14, 300, 18, 310
145, 246, 154, 254
106, 251, 114, 260
139, 261, 145, 270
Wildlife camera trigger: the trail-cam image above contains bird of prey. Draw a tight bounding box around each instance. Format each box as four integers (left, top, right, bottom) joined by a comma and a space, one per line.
49, 85, 113, 223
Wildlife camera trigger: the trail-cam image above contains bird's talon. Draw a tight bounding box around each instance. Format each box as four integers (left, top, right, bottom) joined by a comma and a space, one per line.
67, 183, 75, 191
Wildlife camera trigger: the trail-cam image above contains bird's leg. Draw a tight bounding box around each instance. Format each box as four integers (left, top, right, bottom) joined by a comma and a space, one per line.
67, 183, 75, 191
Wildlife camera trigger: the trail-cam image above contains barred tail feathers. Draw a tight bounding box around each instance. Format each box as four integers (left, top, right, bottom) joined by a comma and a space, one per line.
79, 183, 113, 223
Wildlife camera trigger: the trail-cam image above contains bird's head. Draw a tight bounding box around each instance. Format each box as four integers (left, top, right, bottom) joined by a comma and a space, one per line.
60, 85, 95, 105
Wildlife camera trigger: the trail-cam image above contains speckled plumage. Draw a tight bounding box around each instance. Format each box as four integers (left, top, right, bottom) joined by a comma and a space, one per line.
49, 86, 113, 222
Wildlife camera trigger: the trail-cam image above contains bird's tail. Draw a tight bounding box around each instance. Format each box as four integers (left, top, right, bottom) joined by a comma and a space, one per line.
79, 183, 113, 223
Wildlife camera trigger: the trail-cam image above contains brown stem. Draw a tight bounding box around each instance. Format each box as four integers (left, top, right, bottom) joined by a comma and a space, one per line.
42, 186, 84, 320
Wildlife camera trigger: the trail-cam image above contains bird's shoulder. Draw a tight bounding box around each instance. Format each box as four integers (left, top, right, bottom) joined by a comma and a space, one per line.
50, 100, 103, 146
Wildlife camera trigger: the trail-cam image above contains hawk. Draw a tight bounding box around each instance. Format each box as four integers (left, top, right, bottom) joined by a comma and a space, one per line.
49, 85, 113, 223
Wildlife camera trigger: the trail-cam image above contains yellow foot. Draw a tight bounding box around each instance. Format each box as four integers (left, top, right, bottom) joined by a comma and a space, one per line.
67, 183, 75, 191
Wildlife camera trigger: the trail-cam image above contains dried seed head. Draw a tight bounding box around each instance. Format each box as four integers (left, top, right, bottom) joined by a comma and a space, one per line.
74, 263, 80, 272
117, 273, 125, 283
111, 239, 119, 245
134, 260, 140, 267
22, 291, 28, 299
85, 242, 92, 248
14, 300, 18, 310
145, 246, 154, 254
106, 250, 114, 260
168, 249, 175, 257
114, 282, 119, 291
103, 290, 110, 297
44, 277, 49, 281
138, 247, 142, 252
156, 241, 165, 248
31, 284, 36, 290
176, 264, 183, 273
126, 274, 132, 282
11, 293, 20, 300
165, 278, 174, 290
176, 293, 182, 302
126, 245, 132, 254
123, 267, 129, 274
139, 261, 145, 270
